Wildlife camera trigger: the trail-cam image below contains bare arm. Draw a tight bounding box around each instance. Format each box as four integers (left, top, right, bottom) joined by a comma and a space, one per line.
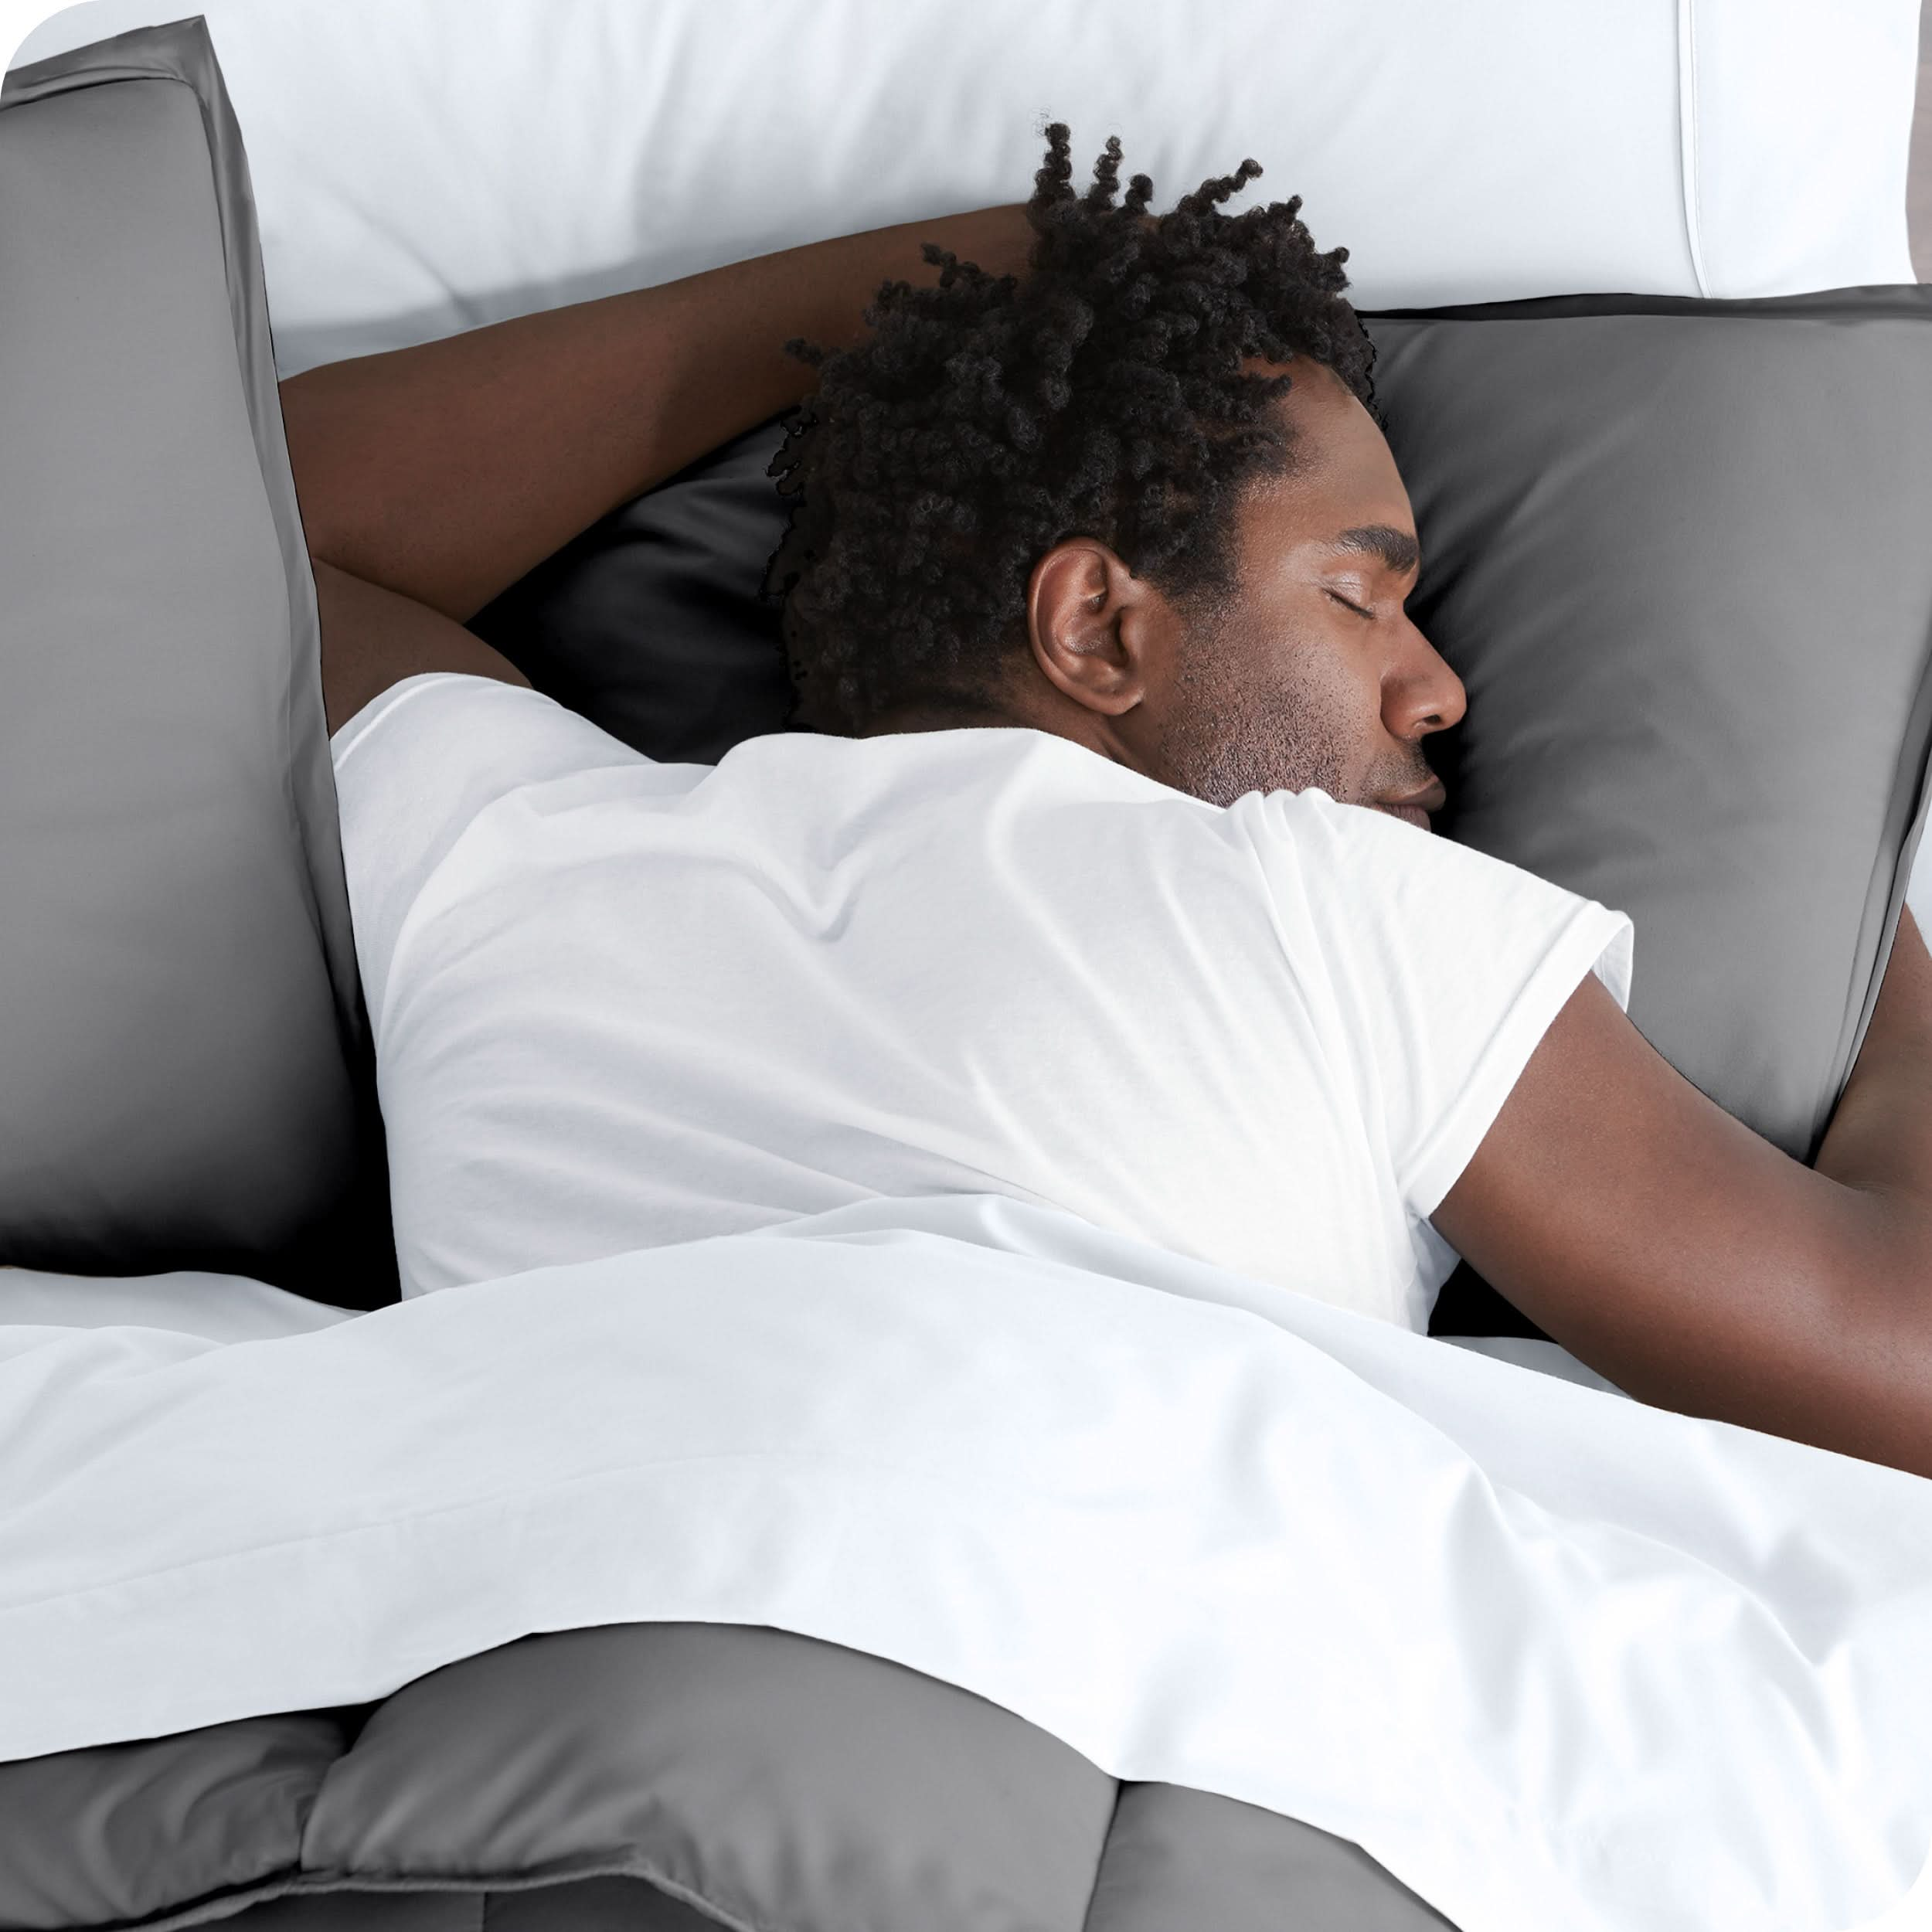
313, 557, 529, 736
1430, 908, 1932, 1479
281, 204, 1036, 627
1812, 903, 1932, 1217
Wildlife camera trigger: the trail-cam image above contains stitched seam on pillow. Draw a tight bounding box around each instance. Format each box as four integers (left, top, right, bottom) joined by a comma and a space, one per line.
1676, 0, 1712, 297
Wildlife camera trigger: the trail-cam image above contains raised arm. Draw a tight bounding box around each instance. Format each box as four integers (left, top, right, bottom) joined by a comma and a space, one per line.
281, 203, 1036, 626
1430, 906, 1932, 1479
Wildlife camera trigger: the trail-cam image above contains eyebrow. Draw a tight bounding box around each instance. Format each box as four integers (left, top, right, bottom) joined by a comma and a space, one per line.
1331, 524, 1421, 577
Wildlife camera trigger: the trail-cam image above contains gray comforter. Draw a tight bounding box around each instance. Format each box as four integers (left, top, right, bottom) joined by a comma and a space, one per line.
0, 1621, 1452, 1931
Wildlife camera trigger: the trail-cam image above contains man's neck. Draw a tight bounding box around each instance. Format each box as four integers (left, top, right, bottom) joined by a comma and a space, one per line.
852, 700, 1028, 738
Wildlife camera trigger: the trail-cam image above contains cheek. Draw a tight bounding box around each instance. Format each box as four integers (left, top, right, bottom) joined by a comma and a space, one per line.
1257, 608, 1379, 720
1257, 621, 1395, 782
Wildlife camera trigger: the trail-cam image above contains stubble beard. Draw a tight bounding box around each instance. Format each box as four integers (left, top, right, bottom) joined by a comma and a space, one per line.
1151, 638, 1354, 811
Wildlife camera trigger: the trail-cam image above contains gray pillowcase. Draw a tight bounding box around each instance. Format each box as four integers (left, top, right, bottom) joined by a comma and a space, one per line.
1372, 286, 1932, 1333
471, 422, 799, 764
0, 21, 393, 1305
473, 285, 1932, 1344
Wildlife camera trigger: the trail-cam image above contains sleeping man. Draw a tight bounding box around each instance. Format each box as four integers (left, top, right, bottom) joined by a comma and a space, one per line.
281, 128, 1932, 1481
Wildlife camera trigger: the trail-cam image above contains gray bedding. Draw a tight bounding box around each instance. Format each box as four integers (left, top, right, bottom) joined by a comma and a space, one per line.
0, 18, 392, 1308
0, 1623, 1451, 1932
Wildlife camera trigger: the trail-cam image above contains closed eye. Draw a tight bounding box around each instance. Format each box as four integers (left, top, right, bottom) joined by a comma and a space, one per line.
1326, 590, 1374, 619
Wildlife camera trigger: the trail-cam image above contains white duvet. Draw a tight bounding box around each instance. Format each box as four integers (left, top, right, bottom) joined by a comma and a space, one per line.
3, 1190, 1930, 1932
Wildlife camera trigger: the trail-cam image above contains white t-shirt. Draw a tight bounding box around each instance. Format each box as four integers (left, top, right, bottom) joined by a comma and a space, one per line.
332, 674, 1633, 1330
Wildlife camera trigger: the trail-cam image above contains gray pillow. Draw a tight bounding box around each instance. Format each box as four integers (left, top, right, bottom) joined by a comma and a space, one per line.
1371, 287, 1932, 1335
0, 20, 393, 1305
473, 285, 1932, 1343
471, 422, 798, 765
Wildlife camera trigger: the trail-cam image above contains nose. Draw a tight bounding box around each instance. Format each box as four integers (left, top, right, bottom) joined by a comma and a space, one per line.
1386, 617, 1467, 738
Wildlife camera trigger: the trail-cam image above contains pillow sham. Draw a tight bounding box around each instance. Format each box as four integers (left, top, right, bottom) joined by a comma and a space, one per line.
469, 284, 1932, 1343
0, 19, 394, 1304
8, 0, 1920, 379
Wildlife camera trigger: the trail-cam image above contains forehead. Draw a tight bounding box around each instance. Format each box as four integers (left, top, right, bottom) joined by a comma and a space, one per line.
1242, 359, 1415, 557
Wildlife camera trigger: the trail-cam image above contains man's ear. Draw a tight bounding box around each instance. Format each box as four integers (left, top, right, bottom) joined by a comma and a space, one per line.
1023, 538, 1160, 719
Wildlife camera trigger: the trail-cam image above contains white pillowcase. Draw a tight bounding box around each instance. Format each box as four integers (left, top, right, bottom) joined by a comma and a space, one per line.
8, 0, 1920, 379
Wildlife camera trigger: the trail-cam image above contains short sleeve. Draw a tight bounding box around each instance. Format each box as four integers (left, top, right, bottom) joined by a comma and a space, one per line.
329, 674, 645, 1032
1243, 787, 1634, 1222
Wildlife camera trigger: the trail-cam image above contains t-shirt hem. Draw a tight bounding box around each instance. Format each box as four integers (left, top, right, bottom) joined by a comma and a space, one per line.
329, 670, 511, 769
1401, 904, 1635, 1220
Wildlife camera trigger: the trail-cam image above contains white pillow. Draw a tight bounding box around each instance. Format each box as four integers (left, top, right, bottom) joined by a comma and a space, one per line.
7, 0, 1920, 379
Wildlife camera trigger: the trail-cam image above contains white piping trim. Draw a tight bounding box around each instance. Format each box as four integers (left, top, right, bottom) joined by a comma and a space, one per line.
1676, 0, 1713, 296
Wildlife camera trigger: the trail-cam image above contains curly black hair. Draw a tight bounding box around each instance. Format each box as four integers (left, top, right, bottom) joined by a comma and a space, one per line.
758, 123, 1379, 736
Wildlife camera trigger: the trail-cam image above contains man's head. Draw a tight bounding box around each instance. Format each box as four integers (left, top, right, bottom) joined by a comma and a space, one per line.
763, 126, 1464, 825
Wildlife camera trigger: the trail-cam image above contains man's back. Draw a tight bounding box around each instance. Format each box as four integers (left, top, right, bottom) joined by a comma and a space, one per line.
335, 672, 1630, 1328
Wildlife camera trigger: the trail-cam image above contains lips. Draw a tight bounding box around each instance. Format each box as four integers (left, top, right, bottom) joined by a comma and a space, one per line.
1375, 779, 1447, 829
1377, 801, 1432, 830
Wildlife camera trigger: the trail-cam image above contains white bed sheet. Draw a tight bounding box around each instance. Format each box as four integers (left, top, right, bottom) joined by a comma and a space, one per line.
2, 1190, 1927, 1932
0, 1267, 357, 1342
0, 1261, 1628, 1388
